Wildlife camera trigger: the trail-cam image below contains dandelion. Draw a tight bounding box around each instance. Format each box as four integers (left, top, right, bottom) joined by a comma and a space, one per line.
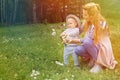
51, 28, 56, 36
33, 76, 37, 80
52, 28, 55, 32
64, 78, 68, 80
30, 70, 40, 79
71, 75, 75, 78
63, 23, 66, 27
56, 73, 59, 75
57, 43, 60, 46
51, 31, 56, 36
18, 38, 22, 40
55, 61, 64, 66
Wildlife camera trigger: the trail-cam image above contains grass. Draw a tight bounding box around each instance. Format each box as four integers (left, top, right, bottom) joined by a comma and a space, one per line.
0, 0, 120, 80
0, 23, 120, 80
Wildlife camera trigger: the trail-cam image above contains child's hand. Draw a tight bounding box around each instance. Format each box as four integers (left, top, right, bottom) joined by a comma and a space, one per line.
62, 38, 67, 43
65, 38, 72, 43
62, 37, 72, 44
60, 32, 67, 41
60, 32, 66, 37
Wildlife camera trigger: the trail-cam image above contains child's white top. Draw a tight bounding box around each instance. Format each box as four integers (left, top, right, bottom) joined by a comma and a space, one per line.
64, 28, 79, 45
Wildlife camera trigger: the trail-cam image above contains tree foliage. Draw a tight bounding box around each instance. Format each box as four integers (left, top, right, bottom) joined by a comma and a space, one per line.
0, 0, 84, 24
0, 0, 33, 25
35, 0, 83, 23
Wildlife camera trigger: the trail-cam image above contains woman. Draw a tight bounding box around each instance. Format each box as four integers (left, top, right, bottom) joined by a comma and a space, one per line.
64, 2, 117, 73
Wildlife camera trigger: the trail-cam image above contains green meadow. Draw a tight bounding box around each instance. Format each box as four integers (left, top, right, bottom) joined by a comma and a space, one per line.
0, 0, 120, 80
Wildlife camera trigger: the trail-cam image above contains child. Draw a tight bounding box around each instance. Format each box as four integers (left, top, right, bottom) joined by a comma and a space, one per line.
60, 14, 81, 68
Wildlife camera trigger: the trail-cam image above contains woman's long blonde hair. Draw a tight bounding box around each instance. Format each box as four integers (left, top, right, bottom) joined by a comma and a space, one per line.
83, 2, 110, 44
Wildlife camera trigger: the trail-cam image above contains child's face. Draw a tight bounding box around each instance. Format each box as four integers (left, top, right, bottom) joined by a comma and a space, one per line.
66, 18, 77, 28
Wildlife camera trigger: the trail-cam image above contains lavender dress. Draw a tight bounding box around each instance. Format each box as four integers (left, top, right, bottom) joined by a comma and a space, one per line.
75, 24, 99, 61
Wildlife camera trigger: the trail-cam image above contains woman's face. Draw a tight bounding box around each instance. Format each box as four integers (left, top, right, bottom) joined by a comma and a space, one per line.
67, 18, 77, 28
83, 9, 89, 21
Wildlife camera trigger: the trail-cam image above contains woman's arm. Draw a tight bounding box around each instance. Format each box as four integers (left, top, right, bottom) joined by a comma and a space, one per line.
79, 20, 86, 33
65, 38, 81, 44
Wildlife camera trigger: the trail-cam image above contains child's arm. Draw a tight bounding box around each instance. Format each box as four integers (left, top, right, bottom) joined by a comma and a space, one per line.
60, 32, 66, 40
60, 32, 66, 37
60, 32, 67, 43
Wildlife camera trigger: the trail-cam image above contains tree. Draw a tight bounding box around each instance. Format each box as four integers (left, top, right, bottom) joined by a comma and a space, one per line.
33, 0, 37, 23
0, 0, 5, 24
13, 0, 19, 24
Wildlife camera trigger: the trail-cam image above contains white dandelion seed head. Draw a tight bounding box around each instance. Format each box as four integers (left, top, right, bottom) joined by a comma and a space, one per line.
35, 71, 40, 75
63, 23, 66, 27
64, 78, 68, 80
67, 70, 69, 73
30, 74, 34, 77
19, 38, 22, 40
32, 70, 36, 73
33, 76, 37, 79
56, 73, 59, 75
34, 73, 38, 76
51, 31, 56, 36
31, 70, 40, 77
57, 43, 60, 46
71, 75, 74, 78
52, 28, 55, 32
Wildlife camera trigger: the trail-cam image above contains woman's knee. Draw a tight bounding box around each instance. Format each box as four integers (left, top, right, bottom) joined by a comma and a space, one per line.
74, 46, 81, 55
74, 46, 88, 57
83, 38, 93, 45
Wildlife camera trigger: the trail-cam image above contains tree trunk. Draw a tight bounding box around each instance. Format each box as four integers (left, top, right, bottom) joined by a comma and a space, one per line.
0, 0, 2, 23
13, 0, 18, 24
1, 0, 3, 24
40, 3, 43, 23
33, 1, 37, 23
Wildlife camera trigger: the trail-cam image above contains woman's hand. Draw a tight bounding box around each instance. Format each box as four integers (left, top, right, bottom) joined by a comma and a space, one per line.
64, 38, 81, 44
